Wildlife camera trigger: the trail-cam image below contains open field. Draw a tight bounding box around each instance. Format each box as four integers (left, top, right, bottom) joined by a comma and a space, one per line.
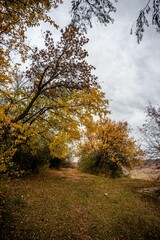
1, 168, 160, 240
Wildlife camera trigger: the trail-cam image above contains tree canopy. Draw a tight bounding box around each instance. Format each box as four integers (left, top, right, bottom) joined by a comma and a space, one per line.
0, 1, 109, 175
0, 1, 62, 86
0, 0, 147, 176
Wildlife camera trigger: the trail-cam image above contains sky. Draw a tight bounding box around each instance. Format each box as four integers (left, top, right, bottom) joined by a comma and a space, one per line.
27, 0, 160, 140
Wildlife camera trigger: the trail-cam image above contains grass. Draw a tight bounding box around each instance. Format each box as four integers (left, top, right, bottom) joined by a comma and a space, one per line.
0, 168, 160, 240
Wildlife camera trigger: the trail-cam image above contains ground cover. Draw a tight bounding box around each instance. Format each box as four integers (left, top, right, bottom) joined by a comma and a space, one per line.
1, 168, 160, 240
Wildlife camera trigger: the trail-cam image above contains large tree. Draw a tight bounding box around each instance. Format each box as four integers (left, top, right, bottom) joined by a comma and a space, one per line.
1, 0, 155, 175
139, 103, 160, 159
0, 24, 108, 174
0, 0, 110, 175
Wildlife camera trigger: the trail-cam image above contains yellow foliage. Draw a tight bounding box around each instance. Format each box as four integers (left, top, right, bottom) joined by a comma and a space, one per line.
0, 1, 110, 174
78, 117, 144, 176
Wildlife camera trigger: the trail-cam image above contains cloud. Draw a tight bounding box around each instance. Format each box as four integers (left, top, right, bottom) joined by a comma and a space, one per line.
83, 0, 160, 139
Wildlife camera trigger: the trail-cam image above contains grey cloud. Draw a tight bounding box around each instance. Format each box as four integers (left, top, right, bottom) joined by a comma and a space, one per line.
85, 0, 160, 140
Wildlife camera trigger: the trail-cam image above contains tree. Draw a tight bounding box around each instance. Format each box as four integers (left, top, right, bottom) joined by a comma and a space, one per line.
0, 0, 61, 53
0, 1, 110, 176
70, 0, 117, 31
2, 0, 157, 46
78, 117, 143, 177
70, 0, 160, 43
131, 0, 160, 43
0, 1, 62, 86
0, 24, 108, 174
139, 103, 160, 159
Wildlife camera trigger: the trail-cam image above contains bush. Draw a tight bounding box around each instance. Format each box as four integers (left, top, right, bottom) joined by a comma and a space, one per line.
1, 141, 74, 177
79, 152, 123, 178
12, 145, 50, 175
78, 118, 143, 178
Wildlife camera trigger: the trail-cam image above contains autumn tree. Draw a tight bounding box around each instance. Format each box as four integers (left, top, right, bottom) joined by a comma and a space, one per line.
0, 1, 63, 167
0, 0, 110, 175
0, 1, 61, 54
0, 25, 108, 174
0, 0, 62, 87
139, 103, 160, 159
78, 117, 143, 177
2, 0, 156, 45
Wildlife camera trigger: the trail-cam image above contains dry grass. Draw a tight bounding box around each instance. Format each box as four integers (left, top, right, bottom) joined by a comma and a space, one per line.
130, 160, 160, 181
1, 168, 160, 240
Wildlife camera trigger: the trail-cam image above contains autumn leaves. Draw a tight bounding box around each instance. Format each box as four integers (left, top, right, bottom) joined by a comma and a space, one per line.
0, 1, 143, 176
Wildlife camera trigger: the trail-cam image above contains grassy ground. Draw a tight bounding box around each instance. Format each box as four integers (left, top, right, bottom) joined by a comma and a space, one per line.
1, 168, 160, 240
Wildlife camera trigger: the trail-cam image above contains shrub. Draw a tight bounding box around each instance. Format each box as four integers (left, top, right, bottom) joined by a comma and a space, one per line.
11, 145, 50, 175
78, 118, 143, 177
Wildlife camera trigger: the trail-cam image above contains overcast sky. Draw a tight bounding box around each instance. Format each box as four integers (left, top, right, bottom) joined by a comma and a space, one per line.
27, 0, 160, 140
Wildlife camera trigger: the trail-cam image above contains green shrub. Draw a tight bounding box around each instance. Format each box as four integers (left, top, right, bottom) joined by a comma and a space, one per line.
79, 152, 123, 178
12, 145, 50, 175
